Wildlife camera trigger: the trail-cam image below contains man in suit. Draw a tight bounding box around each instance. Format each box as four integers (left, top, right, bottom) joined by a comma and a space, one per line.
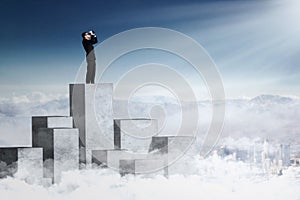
82, 30, 98, 84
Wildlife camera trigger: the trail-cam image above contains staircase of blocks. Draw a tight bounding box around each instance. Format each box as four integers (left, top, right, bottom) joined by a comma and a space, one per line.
0, 83, 193, 184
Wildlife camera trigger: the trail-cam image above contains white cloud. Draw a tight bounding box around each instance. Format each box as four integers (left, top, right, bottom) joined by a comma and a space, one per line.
1, 92, 300, 146
0, 92, 300, 199
115, 94, 300, 142
0, 92, 69, 147
0, 156, 300, 200
0, 92, 69, 117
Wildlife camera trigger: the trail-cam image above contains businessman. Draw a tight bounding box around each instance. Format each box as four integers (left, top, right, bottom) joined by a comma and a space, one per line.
82, 30, 98, 84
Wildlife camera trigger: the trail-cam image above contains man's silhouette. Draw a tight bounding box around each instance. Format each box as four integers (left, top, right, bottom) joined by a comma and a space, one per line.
82, 30, 98, 84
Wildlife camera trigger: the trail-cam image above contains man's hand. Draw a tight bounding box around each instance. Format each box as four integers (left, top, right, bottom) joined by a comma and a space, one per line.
89, 30, 95, 36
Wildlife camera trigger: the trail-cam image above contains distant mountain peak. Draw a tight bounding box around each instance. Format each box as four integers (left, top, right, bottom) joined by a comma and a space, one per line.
250, 94, 294, 104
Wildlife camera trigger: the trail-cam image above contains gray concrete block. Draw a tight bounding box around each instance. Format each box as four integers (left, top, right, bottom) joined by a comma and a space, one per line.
148, 136, 194, 175
119, 159, 135, 175
92, 150, 107, 166
48, 117, 73, 128
32, 116, 73, 129
92, 149, 147, 171
69, 84, 85, 163
149, 137, 169, 154
135, 159, 166, 175
114, 119, 158, 153
119, 159, 167, 176
33, 128, 79, 183
0, 147, 43, 182
70, 84, 114, 164
32, 116, 73, 147
16, 147, 43, 184
149, 136, 194, 155
0, 148, 18, 178
0, 148, 18, 165
53, 129, 79, 183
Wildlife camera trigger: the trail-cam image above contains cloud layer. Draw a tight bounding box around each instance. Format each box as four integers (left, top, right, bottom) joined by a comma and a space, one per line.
0, 155, 300, 200
0, 92, 300, 146
0, 92, 300, 199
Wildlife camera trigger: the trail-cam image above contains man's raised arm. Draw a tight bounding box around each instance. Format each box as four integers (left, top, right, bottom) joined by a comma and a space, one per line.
90, 32, 98, 44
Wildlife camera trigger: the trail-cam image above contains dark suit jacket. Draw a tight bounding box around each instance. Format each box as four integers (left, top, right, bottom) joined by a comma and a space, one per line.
82, 35, 98, 60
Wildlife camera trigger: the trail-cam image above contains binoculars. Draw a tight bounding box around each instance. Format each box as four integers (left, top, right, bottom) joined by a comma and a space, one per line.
87, 30, 95, 35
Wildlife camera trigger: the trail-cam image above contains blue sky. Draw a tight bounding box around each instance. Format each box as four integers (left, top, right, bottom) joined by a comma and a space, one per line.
0, 0, 299, 98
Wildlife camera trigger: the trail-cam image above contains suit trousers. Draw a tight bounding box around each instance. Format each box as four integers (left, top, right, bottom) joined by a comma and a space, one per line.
86, 59, 96, 84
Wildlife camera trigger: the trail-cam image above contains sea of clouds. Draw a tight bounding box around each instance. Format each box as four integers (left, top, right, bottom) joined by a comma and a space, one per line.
1, 91, 299, 144
0, 92, 300, 199
0, 155, 300, 200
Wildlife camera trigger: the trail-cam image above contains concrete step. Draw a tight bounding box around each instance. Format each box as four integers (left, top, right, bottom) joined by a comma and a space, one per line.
32, 116, 73, 129
92, 149, 148, 171
149, 136, 197, 176
119, 158, 167, 176
149, 136, 194, 154
114, 119, 158, 153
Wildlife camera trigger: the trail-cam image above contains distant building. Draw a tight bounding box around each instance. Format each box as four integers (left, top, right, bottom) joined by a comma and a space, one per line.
290, 143, 300, 158
236, 149, 248, 161
290, 157, 300, 167
263, 139, 270, 158
280, 144, 290, 167
217, 146, 231, 158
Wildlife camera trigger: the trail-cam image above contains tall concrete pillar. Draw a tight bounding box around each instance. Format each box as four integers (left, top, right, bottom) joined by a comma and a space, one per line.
70, 84, 114, 165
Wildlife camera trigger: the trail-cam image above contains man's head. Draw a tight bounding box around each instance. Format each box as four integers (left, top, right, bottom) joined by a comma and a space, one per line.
81, 32, 91, 40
